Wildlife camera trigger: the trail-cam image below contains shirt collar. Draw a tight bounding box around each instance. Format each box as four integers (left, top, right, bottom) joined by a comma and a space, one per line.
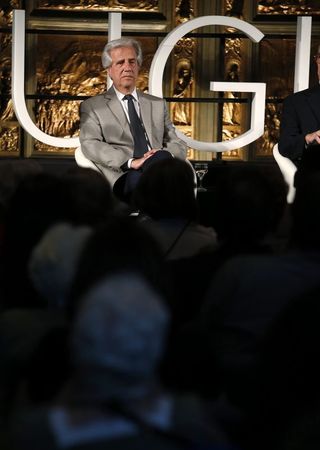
113, 86, 138, 102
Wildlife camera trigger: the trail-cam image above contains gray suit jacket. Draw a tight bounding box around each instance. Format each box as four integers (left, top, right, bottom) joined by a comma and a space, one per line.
79, 86, 187, 186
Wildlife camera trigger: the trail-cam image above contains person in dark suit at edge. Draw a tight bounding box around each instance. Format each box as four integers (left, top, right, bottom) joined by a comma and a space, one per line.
79, 38, 187, 203
278, 44, 320, 163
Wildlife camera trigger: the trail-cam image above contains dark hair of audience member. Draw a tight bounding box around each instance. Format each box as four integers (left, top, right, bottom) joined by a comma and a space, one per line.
213, 165, 286, 249
0, 168, 114, 310
245, 284, 320, 450
67, 215, 168, 319
1, 172, 67, 309
59, 167, 115, 226
0, 161, 43, 263
0, 160, 43, 213
133, 158, 198, 221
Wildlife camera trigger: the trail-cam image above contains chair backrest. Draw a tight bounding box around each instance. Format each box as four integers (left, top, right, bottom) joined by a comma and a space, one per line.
74, 146, 100, 172
273, 143, 297, 204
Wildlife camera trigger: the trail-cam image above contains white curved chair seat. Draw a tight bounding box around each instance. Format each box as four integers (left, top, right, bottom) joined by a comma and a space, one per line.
273, 143, 297, 204
185, 159, 198, 198
74, 146, 100, 172
74, 145, 198, 197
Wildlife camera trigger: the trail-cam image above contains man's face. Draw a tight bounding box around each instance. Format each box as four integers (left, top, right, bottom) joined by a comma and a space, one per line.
107, 46, 139, 93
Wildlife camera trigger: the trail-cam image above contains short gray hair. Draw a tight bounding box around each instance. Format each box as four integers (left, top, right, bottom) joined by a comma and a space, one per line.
71, 272, 169, 378
101, 38, 143, 69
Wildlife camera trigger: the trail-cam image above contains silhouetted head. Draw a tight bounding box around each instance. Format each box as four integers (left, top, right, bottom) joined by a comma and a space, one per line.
60, 167, 115, 226
214, 166, 286, 244
28, 222, 92, 309
133, 158, 198, 221
71, 272, 169, 398
68, 215, 166, 319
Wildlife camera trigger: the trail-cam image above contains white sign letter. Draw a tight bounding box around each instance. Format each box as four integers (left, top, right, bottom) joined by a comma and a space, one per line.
294, 16, 312, 93
149, 15, 265, 152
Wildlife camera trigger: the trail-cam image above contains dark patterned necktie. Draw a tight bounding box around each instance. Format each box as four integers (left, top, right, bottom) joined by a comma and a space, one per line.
123, 94, 149, 158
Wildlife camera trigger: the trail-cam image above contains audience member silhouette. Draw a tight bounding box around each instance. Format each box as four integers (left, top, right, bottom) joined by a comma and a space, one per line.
157, 161, 319, 446
244, 284, 320, 450
0, 215, 168, 423
161, 165, 287, 331
158, 165, 287, 401
28, 223, 93, 310
0, 160, 43, 215
176, 164, 320, 445
0, 161, 43, 292
1, 172, 67, 310
5, 273, 231, 450
2, 149, 320, 450
67, 215, 168, 320
59, 167, 116, 225
213, 165, 287, 255
133, 158, 218, 260
0, 167, 114, 310
0, 168, 115, 427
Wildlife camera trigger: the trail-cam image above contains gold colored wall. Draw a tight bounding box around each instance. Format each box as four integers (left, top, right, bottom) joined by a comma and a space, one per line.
1, 0, 320, 161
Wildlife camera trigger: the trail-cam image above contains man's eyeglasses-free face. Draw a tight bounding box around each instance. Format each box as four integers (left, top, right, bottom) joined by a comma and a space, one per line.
314, 54, 320, 61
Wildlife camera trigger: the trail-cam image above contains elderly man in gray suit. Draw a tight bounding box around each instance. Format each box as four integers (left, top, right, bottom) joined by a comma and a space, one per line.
80, 38, 187, 201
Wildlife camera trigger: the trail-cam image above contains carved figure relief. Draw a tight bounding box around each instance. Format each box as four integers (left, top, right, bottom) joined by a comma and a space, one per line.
222, 33, 243, 158
172, 58, 193, 125
257, 101, 282, 155
258, 0, 320, 15
223, 61, 241, 126
0, 28, 18, 152
35, 39, 108, 145
172, 0, 195, 158
37, 0, 159, 11
33, 35, 156, 151
0, 125, 19, 153
0, 0, 20, 27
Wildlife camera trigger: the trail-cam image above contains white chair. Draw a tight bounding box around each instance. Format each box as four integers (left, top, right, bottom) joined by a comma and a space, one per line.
273, 143, 297, 204
74, 146, 100, 172
74, 145, 198, 197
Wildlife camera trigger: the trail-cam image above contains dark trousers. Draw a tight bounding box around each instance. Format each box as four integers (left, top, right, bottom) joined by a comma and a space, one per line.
114, 150, 173, 203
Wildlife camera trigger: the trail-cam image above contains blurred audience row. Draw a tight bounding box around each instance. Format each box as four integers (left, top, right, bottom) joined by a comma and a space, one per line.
0, 154, 319, 450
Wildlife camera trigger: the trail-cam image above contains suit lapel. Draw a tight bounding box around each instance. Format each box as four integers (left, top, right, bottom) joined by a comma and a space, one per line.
104, 87, 130, 132
305, 85, 320, 128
